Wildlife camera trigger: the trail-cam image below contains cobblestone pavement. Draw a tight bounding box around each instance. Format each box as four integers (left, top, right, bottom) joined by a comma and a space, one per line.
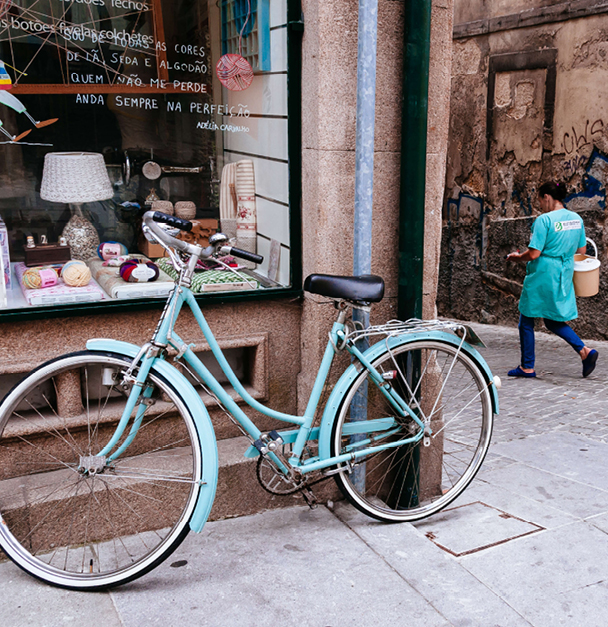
467, 321, 608, 444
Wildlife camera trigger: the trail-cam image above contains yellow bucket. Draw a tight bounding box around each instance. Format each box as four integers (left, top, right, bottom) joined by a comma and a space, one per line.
573, 238, 600, 297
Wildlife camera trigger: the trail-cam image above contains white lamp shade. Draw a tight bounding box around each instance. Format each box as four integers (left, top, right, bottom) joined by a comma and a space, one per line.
41, 152, 113, 203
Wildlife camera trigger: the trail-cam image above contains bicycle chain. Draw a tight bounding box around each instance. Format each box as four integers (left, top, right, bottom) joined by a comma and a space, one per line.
255, 454, 332, 496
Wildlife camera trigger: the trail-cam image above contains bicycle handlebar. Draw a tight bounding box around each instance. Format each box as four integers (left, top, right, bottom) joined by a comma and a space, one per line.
143, 211, 202, 257
220, 246, 264, 265
152, 211, 193, 232
142, 211, 264, 264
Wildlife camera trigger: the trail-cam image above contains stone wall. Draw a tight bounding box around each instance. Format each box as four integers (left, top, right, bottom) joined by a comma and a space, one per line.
440, 1, 608, 338
298, 0, 454, 410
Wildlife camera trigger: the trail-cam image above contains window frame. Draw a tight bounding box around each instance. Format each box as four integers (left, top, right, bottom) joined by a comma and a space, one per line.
0, 0, 303, 322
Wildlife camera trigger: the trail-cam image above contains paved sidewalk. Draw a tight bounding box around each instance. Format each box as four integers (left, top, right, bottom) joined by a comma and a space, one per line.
2, 322, 608, 627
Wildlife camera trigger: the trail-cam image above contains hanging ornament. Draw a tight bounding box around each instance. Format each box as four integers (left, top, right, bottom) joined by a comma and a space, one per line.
216, 0, 254, 92
0, 1, 12, 19
216, 54, 254, 91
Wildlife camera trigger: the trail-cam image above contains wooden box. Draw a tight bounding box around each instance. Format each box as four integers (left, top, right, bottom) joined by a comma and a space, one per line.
137, 232, 169, 259
176, 219, 218, 247
24, 244, 72, 267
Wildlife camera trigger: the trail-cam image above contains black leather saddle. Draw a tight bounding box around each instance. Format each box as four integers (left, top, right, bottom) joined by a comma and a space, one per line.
304, 274, 385, 304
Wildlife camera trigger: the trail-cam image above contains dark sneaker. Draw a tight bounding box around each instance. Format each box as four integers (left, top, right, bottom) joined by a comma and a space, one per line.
508, 366, 536, 378
583, 349, 598, 378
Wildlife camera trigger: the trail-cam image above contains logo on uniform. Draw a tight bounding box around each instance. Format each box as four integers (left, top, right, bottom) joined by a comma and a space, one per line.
555, 220, 581, 232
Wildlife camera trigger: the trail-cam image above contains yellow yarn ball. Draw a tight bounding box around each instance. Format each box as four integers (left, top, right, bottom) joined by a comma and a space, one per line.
62, 261, 92, 287
23, 268, 42, 289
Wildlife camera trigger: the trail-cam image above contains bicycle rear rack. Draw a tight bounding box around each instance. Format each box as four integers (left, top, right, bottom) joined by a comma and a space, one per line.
342, 318, 486, 347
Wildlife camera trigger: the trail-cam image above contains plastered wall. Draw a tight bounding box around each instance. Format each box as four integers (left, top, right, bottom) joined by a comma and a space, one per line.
440, 2, 608, 339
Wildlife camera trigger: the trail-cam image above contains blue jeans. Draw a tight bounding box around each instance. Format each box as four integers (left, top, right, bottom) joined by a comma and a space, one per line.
519, 314, 585, 369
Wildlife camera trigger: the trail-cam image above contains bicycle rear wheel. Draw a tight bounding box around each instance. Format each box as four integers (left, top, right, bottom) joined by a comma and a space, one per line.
0, 351, 203, 590
331, 340, 493, 522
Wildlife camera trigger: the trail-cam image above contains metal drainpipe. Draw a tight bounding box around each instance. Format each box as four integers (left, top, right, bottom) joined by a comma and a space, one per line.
353, 0, 378, 288
398, 0, 431, 321
351, 0, 378, 491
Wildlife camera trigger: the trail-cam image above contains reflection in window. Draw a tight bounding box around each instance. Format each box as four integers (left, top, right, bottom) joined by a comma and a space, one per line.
221, 0, 270, 72
0, 0, 291, 312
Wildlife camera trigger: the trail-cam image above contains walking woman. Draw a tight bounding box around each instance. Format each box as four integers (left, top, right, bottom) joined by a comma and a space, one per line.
507, 181, 598, 378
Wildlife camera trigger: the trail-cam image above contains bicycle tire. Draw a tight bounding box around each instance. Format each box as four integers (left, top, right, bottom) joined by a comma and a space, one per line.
0, 351, 203, 590
330, 339, 493, 522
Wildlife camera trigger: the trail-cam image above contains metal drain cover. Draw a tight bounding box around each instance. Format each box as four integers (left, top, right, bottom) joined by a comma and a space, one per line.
413, 501, 544, 556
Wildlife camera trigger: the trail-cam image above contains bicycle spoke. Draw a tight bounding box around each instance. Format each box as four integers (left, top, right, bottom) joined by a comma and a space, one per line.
0, 353, 202, 589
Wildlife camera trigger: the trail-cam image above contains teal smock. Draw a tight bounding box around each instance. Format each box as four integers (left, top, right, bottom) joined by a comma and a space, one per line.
519, 208, 586, 321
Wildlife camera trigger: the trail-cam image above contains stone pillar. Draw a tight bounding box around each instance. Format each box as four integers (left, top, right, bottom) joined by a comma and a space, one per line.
297, 0, 454, 410
423, 0, 454, 320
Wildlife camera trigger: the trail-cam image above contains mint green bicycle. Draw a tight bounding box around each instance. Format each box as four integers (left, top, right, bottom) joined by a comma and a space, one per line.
0, 211, 499, 590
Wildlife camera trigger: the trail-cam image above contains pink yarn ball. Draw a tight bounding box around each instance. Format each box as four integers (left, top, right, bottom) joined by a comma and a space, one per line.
216, 54, 254, 91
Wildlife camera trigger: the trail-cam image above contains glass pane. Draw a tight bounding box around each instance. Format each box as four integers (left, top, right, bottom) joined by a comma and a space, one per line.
0, 0, 291, 311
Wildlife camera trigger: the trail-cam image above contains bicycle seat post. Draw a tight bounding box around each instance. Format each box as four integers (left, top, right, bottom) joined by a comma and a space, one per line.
334, 300, 349, 326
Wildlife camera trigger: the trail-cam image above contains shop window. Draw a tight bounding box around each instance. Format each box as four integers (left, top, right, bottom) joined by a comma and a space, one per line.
0, 0, 297, 315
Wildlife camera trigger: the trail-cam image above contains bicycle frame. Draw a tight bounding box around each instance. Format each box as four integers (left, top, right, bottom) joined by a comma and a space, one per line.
90, 284, 426, 477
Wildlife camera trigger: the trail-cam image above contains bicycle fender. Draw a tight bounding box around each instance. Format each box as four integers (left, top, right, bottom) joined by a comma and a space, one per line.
317, 331, 499, 461
86, 339, 218, 533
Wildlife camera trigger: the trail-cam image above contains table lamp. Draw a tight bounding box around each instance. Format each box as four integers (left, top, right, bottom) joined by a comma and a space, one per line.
40, 152, 113, 261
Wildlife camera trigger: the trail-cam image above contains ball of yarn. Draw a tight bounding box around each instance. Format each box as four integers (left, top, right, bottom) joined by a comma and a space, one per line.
216, 53, 254, 91
119, 259, 160, 283
97, 241, 128, 261
62, 260, 92, 287
103, 254, 131, 267
151, 200, 174, 216
174, 201, 196, 220
23, 267, 58, 289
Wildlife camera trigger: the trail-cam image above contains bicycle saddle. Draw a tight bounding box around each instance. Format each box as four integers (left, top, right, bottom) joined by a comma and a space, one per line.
304, 274, 385, 303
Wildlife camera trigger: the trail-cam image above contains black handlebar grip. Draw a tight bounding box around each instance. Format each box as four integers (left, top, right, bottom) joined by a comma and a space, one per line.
230, 247, 264, 264
152, 211, 193, 232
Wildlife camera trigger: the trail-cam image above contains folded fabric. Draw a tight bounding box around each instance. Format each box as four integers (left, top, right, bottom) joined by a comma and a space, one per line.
156, 259, 258, 293
87, 255, 174, 299
14, 262, 104, 306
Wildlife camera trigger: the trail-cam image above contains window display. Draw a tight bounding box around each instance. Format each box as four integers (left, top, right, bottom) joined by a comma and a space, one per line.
0, 0, 293, 312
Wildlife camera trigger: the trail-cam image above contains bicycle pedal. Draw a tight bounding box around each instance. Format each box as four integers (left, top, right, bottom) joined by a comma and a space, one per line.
253, 430, 285, 454
301, 486, 318, 510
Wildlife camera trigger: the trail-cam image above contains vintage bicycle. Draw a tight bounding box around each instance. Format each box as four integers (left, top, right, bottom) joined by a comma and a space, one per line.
0, 211, 499, 591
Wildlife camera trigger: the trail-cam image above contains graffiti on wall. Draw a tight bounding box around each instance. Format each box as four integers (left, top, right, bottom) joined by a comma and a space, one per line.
565, 147, 608, 210
511, 188, 533, 216
445, 148, 608, 277
563, 118, 604, 175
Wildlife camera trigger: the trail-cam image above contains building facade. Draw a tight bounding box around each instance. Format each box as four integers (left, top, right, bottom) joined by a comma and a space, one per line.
440, 0, 608, 339
0, 0, 453, 498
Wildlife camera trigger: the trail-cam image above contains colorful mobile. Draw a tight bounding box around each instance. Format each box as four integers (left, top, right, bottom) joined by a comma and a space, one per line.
216, 0, 254, 92
0, 60, 58, 143
0, 0, 12, 19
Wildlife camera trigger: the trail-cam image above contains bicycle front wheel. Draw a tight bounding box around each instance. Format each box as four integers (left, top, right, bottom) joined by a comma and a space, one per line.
331, 340, 493, 522
0, 351, 203, 590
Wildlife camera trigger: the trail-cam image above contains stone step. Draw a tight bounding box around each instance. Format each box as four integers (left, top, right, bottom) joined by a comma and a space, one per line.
0, 435, 341, 560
